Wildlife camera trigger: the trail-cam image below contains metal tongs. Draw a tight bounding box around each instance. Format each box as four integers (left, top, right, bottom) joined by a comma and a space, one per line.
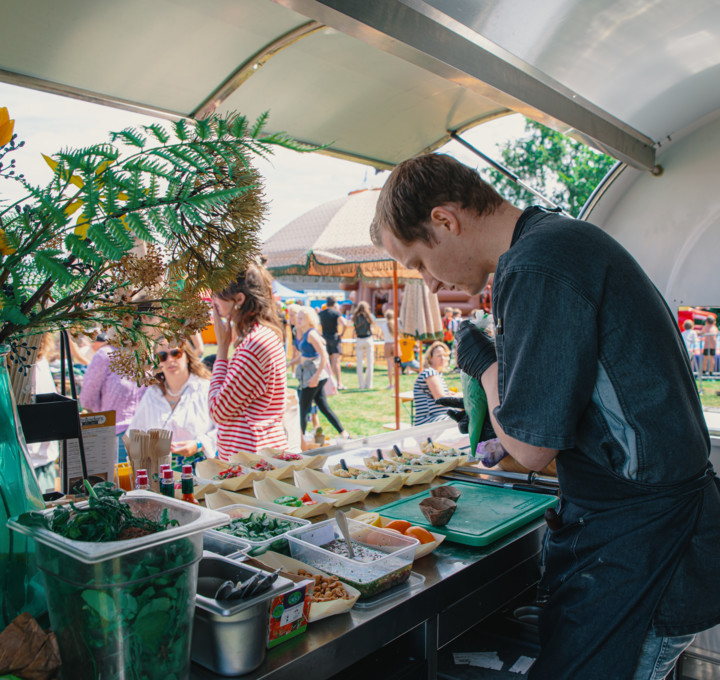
214, 568, 281, 601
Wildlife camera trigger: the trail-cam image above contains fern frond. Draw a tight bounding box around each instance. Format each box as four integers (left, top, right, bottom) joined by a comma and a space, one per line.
146, 208, 172, 240
173, 119, 189, 142
144, 123, 170, 144
193, 119, 212, 142
163, 204, 185, 235
35, 251, 76, 285
86, 224, 125, 260
249, 111, 270, 139
106, 217, 136, 251
65, 234, 105, 266
230, 115, 249, 140
185, 187, 246, 211
123, 157, 177, 181
124, 212, 155, 242
110, 127, 146, 148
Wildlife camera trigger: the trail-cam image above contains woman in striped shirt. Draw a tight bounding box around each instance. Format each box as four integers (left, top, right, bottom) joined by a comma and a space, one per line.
413, 341, 452, 425
209, 264, 288, 460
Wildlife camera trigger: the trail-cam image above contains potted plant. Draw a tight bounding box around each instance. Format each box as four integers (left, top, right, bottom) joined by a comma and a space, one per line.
0, 104, 313, 628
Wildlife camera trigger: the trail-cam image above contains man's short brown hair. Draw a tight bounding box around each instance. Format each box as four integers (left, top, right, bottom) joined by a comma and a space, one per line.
371, 154, 504, 246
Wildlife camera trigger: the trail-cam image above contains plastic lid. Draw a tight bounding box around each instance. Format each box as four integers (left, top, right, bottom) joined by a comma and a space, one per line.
136, 468, 148, 475
162, 469, 174, 480
159, 463, 171, 472
182, 464, 193, 475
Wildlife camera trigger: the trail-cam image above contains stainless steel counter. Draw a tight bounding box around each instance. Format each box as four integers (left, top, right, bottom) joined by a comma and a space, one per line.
192, 423, 548, 679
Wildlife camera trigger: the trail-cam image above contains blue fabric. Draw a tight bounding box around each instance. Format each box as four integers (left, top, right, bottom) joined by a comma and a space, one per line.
631, 629, 694, 680
489, 208, 720, 678
298, 330, 318, 358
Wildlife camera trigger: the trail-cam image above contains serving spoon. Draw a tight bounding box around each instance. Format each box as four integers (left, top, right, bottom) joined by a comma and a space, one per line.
335, 510, 357, 560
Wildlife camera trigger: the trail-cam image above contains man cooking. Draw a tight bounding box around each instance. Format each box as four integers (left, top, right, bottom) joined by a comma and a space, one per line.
370, 153, 720, 679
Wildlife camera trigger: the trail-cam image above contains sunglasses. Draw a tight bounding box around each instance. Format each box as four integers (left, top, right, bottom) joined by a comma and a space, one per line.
156, 348, 184, 362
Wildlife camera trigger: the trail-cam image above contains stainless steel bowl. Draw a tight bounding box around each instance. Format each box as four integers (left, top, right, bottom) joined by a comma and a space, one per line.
192, 555, 294, 676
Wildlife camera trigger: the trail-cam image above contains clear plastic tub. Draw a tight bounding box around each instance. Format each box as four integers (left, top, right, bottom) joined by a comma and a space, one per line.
212, 503, 310, 556
203, 530, 250, 559
8, 491, 228, 680
286, 517, 418, 598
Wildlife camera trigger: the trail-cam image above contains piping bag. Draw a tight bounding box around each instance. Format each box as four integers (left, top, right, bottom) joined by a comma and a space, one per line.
460, 314, 507, 467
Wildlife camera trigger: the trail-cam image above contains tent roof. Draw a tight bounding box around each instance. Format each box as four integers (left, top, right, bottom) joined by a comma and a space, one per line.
3, 1, 718, 172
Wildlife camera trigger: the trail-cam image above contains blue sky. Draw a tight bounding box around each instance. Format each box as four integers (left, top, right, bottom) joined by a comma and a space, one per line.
0, 81, 526, 241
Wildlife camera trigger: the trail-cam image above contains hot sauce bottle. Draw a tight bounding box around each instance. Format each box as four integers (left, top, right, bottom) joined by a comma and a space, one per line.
181, 464, 199, 504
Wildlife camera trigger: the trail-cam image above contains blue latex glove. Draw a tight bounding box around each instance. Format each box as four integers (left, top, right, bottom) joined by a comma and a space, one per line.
455, 319, 497, 382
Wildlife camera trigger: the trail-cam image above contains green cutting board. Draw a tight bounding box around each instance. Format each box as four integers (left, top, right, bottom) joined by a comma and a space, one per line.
376, 482, 557, 547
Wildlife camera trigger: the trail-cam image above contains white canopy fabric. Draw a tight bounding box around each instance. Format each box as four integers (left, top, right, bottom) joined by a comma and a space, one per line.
399, 280, 443, 342
3, 0, 720, 171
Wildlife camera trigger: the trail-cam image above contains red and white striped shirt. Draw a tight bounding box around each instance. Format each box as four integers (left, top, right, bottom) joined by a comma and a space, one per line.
209, 323, 288, 460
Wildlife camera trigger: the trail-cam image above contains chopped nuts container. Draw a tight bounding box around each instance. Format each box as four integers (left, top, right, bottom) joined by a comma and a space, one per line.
286, 517, 418, 598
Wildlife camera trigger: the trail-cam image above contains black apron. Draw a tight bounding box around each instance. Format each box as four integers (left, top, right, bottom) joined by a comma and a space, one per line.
530, 456, 719, 680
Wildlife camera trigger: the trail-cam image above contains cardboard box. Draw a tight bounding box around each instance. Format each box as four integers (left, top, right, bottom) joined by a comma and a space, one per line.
244, 558, 313, 648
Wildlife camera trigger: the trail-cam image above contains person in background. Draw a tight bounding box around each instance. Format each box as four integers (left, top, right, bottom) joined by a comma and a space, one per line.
127, 338, 216, 458
287, 304, 321, 432
294, 305, 349, 438
701, 316, 718, 376
352, 301, 377, 390
371, 152, 720, 678
319, 295, 348, 390
381, 309, 397, 389
210, 264, 288, 460
681, 320, 700, 375
27, 332, 60, 493
398, 336, 421, 374
80, 337, 146, 463
441, 306, 455, 350
413, 341, 452, 425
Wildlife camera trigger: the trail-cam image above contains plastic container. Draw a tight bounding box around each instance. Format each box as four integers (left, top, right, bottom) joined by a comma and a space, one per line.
193, 554, 296, 676
203, 529, 250, 559
212, 503, 310, 556
286, 517, 418, 598
8, 491, 228, 680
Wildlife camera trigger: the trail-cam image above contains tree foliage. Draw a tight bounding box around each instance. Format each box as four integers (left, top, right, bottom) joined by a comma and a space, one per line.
486, 119, 617, 217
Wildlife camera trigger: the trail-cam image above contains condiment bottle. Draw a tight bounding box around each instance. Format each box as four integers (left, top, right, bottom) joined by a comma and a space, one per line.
181, 464, 199, 504
135, 469, 149, 491
160, 468, 176, 498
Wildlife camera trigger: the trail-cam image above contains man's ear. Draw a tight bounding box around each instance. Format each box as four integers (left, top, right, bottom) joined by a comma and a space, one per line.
429, 205, 461, 234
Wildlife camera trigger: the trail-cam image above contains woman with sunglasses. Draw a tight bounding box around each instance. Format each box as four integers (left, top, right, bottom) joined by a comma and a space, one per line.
128, 338, 217, 457
413, 341, 452, 425
210, 264, 288, 460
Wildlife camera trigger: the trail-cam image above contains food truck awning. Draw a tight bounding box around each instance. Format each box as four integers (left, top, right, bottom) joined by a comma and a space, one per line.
3, 1, 718, 173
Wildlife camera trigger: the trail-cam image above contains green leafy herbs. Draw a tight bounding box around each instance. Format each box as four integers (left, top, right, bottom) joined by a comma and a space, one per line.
16, 481, 178, 542
215, 512, 295, 542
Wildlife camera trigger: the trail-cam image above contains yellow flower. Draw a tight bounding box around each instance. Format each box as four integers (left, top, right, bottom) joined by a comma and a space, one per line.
0, 227, 15, 255
0, 107, 14, 147
42, 153, 84, 188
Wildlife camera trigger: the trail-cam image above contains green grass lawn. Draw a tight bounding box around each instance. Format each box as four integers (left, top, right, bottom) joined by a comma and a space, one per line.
287, 364, 462, 438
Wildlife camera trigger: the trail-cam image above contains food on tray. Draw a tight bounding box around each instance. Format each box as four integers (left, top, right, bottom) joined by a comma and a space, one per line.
215, 512, 295, 542
420, 440, 462, 457
404, 526, 436, 544
332, 465, 389, 480
273, 451, 305, 462
352, 512, 382, 527
297, 569, 353, 602
249, 459, 276, 472
273, 495, 303, 507
419, 496, 457, 526
215, 465, 248, 480
430, 485, 462, 501
322, 538, 387, 563
365, 459, 421, 475
384, 520, 412, 533
312, 488, 349, 495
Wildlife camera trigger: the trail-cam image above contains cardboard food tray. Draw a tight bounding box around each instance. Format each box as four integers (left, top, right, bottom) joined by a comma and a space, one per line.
259, 447, 326, 471
196, 459, 262, 492
362, 457, 436, 486
375, 482, 557, 547
293, 469, 371, 506
204, 488, 301, 515
385, 451, 460, 476
228, 451, 295, 480
252, 477, 333, 519
327, 465, 406, 493
344, 508, 445, 559
252, 550, 360, 621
